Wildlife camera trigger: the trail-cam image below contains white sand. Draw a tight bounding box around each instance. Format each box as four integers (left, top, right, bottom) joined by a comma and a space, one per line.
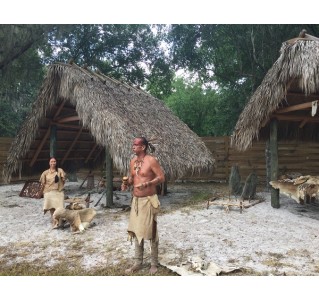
1, 180, 319, 277
2, 180, 319, 298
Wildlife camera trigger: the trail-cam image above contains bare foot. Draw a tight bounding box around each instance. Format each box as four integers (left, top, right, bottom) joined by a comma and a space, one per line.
149, 265, 158, 275
125, 263, 142, 274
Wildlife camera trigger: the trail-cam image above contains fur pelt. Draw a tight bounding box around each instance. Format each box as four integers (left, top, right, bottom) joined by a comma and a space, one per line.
65, 202, 86, 210
269, 179, 319, 204
293, 175, 319, 185
52, 207, 97, 233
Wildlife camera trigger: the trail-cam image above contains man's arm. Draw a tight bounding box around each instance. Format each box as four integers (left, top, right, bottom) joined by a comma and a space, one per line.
149, 157, 165, 186
121, 159, 135, 191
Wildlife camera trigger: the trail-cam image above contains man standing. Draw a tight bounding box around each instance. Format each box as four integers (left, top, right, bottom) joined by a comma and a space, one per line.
121, 137, 165, 275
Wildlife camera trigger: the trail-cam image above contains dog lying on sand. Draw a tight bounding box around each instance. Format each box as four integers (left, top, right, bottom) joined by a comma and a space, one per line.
52, 207, 97, 234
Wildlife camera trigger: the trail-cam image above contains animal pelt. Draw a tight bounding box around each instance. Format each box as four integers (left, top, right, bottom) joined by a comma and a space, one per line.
77, 208, 97, 229
269, 180, 300, 203
269, 180, 319, 204
52, 207, 97, 233
297, 183, 319, 204
65, 202, 86, 210
187, 256, 208, 271
293, 175, 319, 185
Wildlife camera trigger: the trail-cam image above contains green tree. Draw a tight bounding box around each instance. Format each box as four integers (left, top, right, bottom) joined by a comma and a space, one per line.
167, 24, 319, 134
164, 77, 219, 136
0, 47, 45, 136
0, 24, 75, 136
41, 24, 174, 98
0, 24, 175, 136
0, 24, 70, 72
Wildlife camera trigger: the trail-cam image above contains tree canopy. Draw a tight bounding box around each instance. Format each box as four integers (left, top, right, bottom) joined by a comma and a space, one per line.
2, 24, 319, 137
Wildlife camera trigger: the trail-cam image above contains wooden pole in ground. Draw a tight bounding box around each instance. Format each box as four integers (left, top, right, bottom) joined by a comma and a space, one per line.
105, 147, 114, 207
50, 125, 57, 158
270, 119, 280, 208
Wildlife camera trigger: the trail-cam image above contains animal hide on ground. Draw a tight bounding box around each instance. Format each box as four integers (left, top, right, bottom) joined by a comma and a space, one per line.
65, 202, 86, 210
52, 207, 97, 233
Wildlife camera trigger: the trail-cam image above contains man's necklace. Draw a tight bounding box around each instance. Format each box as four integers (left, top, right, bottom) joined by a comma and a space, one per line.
134, 158, 144, 176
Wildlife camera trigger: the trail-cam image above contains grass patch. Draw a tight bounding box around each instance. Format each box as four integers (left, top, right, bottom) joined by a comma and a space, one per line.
187, 192, 211, 204
160, 191, 211, 215
0, 260, 179, 276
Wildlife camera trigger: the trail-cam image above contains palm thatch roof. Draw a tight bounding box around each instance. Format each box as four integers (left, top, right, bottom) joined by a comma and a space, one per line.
3, 62, 215, 183
231, 31, 319, 151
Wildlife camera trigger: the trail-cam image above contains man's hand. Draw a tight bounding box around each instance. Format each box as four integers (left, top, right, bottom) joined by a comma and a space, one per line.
121, 176, 129, 191
121, 184, 128, 191
134, 182, 149, 189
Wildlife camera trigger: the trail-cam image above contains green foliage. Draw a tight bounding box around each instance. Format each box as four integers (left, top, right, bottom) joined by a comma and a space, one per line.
3, 24, 319, 139
164, 78, 219, 136
167, 24, 319, 135
0, 24, 53, 72
168, 24, 319, 89
41, 24, 174, 94
0, 24, 175, 136
146, 57, 174, 99
212, 85, 249, 136
0, 47, 45, 136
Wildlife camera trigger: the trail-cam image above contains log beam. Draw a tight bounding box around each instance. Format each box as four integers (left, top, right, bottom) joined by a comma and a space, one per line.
29, 126, 51, 167
61, 128, 83, 165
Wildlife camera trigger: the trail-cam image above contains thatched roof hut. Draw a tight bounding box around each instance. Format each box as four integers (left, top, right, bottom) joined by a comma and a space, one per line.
3, 62, 215, 183
231, 30, 319, 151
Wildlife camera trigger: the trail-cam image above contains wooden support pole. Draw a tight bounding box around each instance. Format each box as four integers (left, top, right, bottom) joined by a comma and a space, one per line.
224, 136, 230, 182
270, 119, 280, 208
265, 140, 271, 192
50, 124, 57, 158
105, 147, 114, 207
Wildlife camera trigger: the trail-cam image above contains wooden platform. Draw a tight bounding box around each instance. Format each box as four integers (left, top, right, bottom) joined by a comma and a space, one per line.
206, 197, 264, 213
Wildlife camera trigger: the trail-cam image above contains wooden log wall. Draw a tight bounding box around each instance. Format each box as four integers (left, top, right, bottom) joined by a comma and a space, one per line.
2, 136, 319, 184
181, 137, 319, 184
0, 138, 14, 183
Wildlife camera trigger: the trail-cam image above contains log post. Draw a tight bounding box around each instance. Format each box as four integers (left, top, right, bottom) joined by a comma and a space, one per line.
265, 140, 271, 192
270, 119, 280, 208
50, 124, 57, 158
105, 147, 114, 207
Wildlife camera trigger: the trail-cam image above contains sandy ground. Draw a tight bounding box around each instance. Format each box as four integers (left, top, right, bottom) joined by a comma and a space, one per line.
1, 180, 319, 297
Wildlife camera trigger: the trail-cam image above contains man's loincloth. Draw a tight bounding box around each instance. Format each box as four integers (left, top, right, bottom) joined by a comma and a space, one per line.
43, 190, 64, 211
127, 194, 160, 244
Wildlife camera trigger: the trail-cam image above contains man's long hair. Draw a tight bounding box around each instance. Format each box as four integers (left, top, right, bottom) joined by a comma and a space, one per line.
136, 137, 156, 153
